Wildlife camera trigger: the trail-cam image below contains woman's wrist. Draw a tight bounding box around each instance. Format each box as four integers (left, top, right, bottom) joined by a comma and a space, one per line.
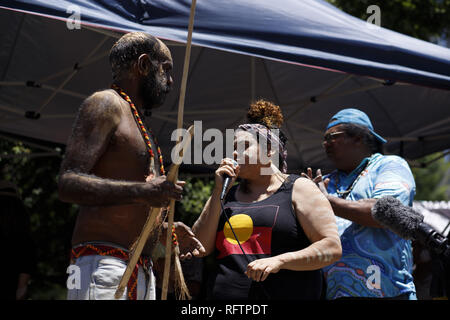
212, 184, 223, 196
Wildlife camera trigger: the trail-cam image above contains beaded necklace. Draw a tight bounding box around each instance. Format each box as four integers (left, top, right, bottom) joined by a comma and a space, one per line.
111, 84, 165, 176
334, 156, 373, 199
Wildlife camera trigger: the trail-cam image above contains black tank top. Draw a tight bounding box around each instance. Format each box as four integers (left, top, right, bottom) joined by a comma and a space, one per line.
207, 174, 323, 300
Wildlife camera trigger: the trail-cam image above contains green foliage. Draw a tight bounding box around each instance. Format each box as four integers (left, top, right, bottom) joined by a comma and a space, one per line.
1, 139, 77, 300
176, 175, 214, 227
326, 0, 450, 42
411, 152, 450, 201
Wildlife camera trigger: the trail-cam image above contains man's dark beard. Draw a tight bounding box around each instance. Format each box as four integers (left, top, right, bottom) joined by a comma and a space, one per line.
141, 71, 169, 110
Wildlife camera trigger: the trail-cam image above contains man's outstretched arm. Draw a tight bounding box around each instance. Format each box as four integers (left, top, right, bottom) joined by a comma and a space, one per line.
58, 90, 181, 207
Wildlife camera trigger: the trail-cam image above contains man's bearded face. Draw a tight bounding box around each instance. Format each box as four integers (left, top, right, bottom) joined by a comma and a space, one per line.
142, 58, 172, 110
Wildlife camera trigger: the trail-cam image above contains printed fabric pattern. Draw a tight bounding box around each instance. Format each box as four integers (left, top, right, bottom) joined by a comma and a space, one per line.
323, 153, 417, 299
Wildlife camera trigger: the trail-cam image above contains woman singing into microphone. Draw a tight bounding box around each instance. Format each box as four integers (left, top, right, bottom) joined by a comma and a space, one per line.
192, 100, 342, 300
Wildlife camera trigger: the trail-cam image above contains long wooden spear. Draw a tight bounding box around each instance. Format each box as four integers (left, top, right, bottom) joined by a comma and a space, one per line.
161, 0, 197, 300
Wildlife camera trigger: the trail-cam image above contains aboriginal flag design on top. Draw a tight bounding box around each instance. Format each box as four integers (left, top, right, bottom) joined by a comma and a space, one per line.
215, 205, 279, 259
209, 175, 323, 300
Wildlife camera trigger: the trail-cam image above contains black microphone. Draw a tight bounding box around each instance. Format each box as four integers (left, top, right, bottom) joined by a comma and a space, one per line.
217, 159, 271, 299
220, 160, 238, 201
371, 196, 450, 262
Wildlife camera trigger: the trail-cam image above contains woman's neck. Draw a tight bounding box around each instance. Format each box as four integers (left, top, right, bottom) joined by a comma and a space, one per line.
238, 166, 287, 202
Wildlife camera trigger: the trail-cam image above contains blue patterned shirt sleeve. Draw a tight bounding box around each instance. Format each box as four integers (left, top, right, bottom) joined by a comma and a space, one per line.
371, 156, 416, 206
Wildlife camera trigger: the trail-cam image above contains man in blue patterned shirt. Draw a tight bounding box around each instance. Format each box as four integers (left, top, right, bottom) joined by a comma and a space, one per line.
304, 108, 417, 300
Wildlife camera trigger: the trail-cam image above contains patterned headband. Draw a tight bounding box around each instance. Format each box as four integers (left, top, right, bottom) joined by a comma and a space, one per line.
237, 123, 288, 173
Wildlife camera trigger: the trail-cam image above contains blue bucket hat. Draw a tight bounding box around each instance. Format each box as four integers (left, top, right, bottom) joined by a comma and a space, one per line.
326, 108, 387, 144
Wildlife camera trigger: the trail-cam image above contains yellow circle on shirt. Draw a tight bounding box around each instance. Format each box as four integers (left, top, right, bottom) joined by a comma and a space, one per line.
224, 214, 253, 245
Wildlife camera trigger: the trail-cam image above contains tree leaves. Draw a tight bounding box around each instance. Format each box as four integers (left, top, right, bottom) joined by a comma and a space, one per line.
327, 0, 450, 43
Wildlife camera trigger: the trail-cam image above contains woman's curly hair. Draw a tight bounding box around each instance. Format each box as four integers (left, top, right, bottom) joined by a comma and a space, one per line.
246, 99, 284, 128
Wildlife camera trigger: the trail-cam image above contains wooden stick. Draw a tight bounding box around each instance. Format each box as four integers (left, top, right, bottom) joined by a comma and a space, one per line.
161, 0, 197, 301
114, 125, 194, 299
176, 0, 197, 131
161, 199, 176, 300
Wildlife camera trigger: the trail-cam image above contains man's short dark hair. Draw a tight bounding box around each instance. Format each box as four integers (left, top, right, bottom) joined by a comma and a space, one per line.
341, 123, 384, 154
109, 32, 161, 81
